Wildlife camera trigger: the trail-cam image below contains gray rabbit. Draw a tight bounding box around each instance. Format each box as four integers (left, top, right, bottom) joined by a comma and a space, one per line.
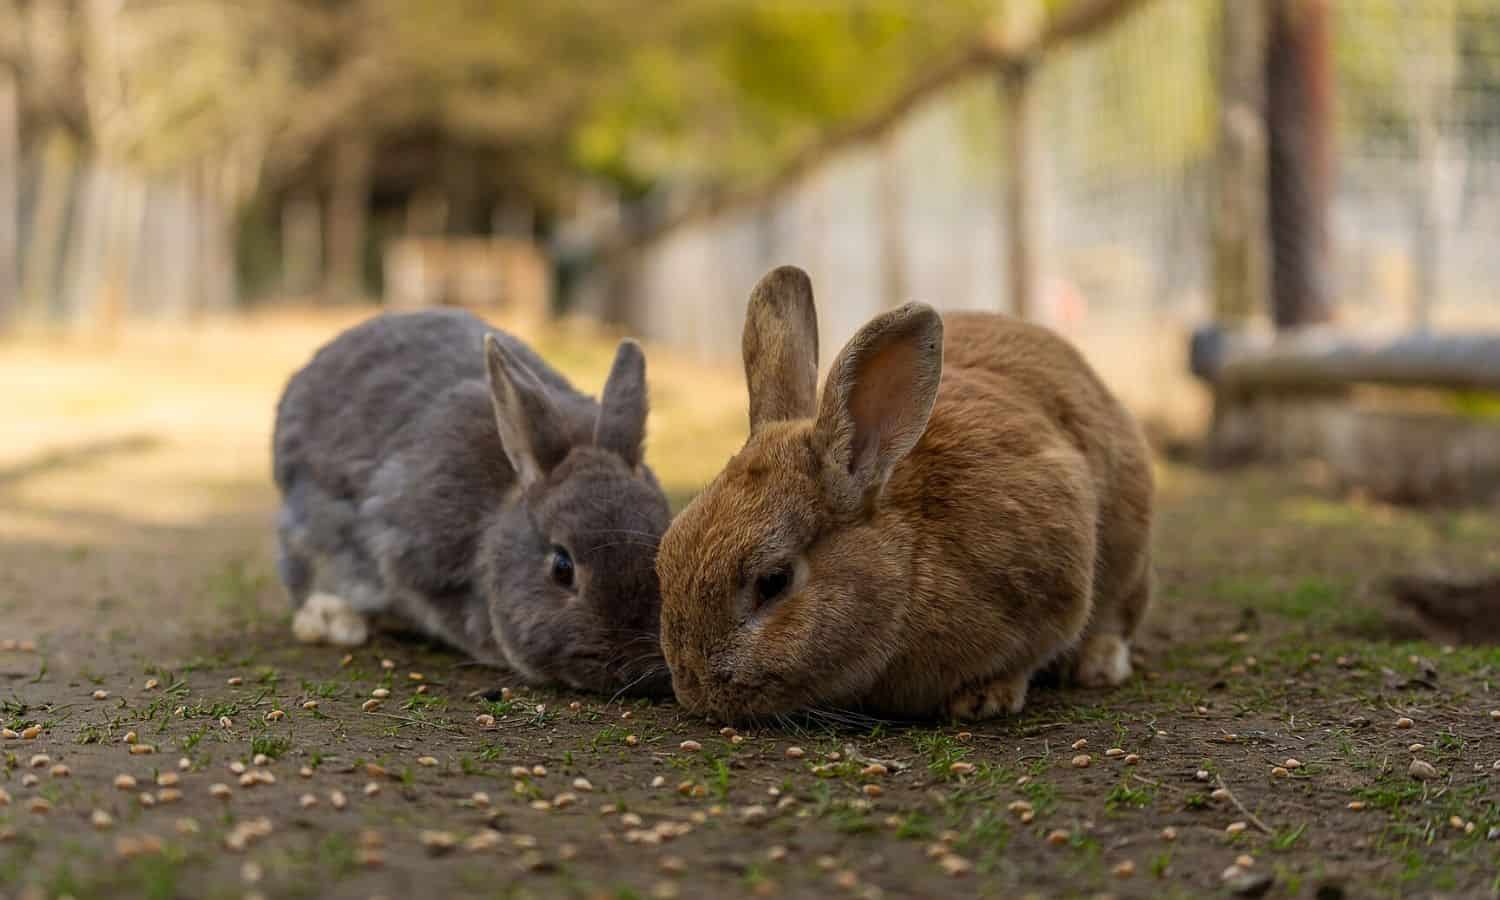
272, 309, 672, 695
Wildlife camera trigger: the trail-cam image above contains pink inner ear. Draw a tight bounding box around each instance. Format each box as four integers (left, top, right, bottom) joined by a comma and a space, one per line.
846, 338, 923, 472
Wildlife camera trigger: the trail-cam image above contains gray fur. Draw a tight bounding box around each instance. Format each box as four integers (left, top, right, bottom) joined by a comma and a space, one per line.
273, 308, 671, 695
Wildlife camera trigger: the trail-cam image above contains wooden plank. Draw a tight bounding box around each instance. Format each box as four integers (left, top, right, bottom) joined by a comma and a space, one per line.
1192, 326, 1500, 393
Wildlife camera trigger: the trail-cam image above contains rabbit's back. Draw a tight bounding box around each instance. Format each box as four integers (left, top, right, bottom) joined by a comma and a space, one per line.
273, 309, 584, 498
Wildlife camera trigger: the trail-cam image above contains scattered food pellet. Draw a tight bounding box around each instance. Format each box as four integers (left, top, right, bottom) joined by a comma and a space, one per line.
1046, 829, 1070, 846
950, 762, 976, 776
568, 701, 582, 712
28, 754, 49, 769
50, 764, 69, 778
156, 772, 179, 787
302, 700, 319, 710
1211, 788, 1231, 801
371, 688, 391, 699
91, 810, 114, 830
1395, 717, 1414, 729
218, 716, 233, 729
532, 765, 548, 777
417, 756, 439, 767
1195, 769, 1211, 782
785, 746, 805, 759
1111, 860, 1135, 879
625, 734, 640, 747
475, 714, 496, 727
299, 793, 318, 809
420, 830, 457, 853
20, 773, 38, 787
1105, 748, 1125, 758
340, 654, 353, 667
21, 725, 43, 739
29, 797, 52, 814
0, 788, 10, 806
862, 784, 883, 798
329, 790, 348, 810
1408, 759, 1439, 781
470, 791, 491, 808
1226, 821, 1248, 835
1072, 754, 1092, 768
1235, 854, 1254, 868
227, 677, 243, 686
114, 774, 138, 790
1347, 801, 1366, 811
938, 854, 972, 877
1408, 743, 1425, 753
361, 699, 382, 712
1490, 709, 1500, 721
210, 783, 232, 800
1283, 758, 1302, 769
1161, 826, 1178, 841
129, 744, 155, 756
650, 775, 666, 788
177, 757, 191, 771
1271, 766, 1290, 778
1124, 754, 1141, 765
381, 659, 395, 670
0, 727, 17, 739
253, 753, 271, 767
364, 782, 381, 797
144, 678, 159, 690
138, 792, 156, 807
679, 740, 702, 753
157, 788, 182, 804
230, 761, 248, 775
861, 763, 888, 777
298, 766, 313, 778
1071, 739, 1088, 750
573, 777, 594, 792
92, 689, 109, 700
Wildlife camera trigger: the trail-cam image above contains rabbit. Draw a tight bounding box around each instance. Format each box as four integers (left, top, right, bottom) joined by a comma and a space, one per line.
273, 308, 672, 695
656, 266, 1154, 721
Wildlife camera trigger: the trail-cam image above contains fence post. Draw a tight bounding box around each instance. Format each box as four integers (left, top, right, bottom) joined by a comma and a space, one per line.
1000, 63, 1038, 321
1265, 0, 1334, 330
1212, 0, 1269, 328
0, 70, 16, 327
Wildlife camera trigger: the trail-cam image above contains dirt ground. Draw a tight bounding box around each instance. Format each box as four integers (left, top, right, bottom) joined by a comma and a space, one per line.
2, 312, 1498, 900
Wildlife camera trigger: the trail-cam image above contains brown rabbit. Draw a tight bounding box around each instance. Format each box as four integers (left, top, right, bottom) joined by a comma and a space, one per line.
657, 266, 1154, 722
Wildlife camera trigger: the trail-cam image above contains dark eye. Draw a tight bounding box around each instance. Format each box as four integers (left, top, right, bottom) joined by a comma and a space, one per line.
550, 546, 575, 589
754, 568, 792, 606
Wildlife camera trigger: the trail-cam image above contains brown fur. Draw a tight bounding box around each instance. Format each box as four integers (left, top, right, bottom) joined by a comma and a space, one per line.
657, 266, 1154, 721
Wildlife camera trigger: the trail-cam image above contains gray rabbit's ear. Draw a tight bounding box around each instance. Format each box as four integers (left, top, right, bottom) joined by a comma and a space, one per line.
485, 334, 571, 488
743, 265, 819, 434
813, 303, 943, 516
594, 339, 648, 468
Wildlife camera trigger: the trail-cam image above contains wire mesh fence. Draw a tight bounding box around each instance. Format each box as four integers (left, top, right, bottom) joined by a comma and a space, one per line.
576, 0, 1500, 433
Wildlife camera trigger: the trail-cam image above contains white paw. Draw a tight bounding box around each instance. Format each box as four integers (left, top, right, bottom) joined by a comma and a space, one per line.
1074, 634, 1132, 688
292, 593, 370, 647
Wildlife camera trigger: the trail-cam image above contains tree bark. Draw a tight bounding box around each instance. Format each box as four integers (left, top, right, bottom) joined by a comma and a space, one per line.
325, 134, 373, 302
1265, 0, 1334, 330
22, 132, 75, 322
1212, 0, 1269, 327
283, 186, 323, 297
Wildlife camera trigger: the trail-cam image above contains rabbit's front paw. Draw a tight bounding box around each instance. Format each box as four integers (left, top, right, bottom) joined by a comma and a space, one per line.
1074, 633, 1132, 687
292, 592, 370, 646
948, 670, 1029, 721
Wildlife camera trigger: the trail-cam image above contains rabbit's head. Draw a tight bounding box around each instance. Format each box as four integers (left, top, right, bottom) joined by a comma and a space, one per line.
657, 266, 944, 721
480, 336, 672, 696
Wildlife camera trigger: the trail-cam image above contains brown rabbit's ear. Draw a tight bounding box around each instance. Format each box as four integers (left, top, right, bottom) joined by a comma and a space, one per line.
485, 334, 571, 488
594, 338, 648, 468
743, 265, 820, 433
813, 303, 943, 515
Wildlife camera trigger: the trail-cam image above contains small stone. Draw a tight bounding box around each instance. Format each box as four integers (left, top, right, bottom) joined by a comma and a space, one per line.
340, 654, 353, 666
659, 855, 687, 874
1226, 821, 1248, 835
156, 772, 179, 787
767, 845, 789, 862
253, 753, 271, 767
1408, 759, 1438, 781
1395, 717, 1414, 729
0, 787, 11, 806
114, 774, 138, 790
1046, 829, 1070, 846
463, 830, 501, 852
91, 809, 115, 830
785, 746, 805, 759
298, 792, 318, 809
1006, 800, 1034, 815
357, 849, 385, 868
730, 734, 745, 745
176, 817, 200, 834
1111, 860, 1135, 879
92, 689, 109, 700
1072, 754, 1091, 768
1490, 709, 1500, 721
679, 740, 702, 753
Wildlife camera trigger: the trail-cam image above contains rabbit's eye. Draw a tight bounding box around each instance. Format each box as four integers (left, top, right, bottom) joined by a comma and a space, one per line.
754, 568, 791, 606
550, 546, 575, 589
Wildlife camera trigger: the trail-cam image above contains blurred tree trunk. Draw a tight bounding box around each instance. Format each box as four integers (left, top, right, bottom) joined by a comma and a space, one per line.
325, 134, 372, 301
1265, 0, 1334, 330
876, 131, 907, 310
1212, 0, 1268, 327
22, 132, 74, 322
1000, 64, 1037, 321
283, 186, 323, 296
0, 70, 17, 327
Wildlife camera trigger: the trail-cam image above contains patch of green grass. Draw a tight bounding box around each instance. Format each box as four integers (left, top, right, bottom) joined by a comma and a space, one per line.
250, 734, 291, 760
1272, 823, 1307, 851
913, 733, 970, 778
1105, 780, 1154, 812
